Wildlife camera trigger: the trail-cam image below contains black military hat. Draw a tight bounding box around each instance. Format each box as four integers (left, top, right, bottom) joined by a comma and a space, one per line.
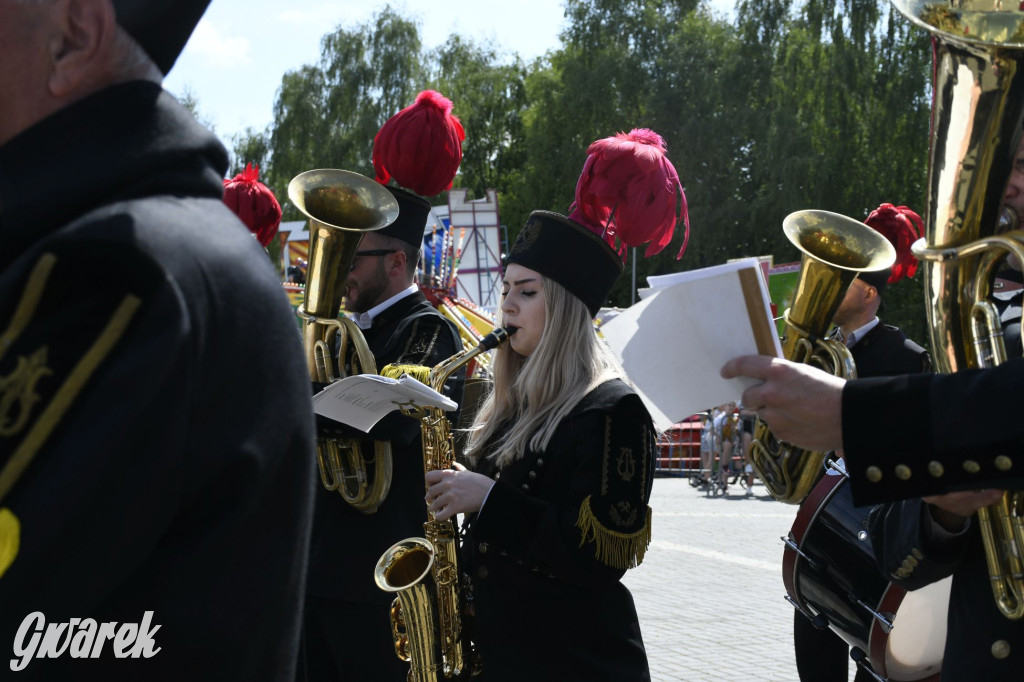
503, 129, 687, 317
505, 210, 624, 317
112, 1, 212, 74
380, 186, 431, 248
857, 266, 891, 294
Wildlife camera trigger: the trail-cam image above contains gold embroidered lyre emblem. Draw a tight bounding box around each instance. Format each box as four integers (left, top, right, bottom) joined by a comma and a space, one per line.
0, 348, 52, 438
616, 446, 635, 482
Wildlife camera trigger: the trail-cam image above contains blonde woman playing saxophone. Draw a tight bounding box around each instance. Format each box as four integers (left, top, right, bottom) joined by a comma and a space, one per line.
425, 129, 688, 682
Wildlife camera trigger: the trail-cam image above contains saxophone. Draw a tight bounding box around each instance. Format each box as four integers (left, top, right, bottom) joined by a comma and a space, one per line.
750, 210, 895, 503
890, 0, 1024, 620
374, 327, 513, 682
288, 169, 400, 513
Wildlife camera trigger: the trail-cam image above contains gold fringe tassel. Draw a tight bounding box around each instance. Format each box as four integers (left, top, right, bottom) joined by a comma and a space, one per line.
575, 495, 652, 570
379, 364, 431, 385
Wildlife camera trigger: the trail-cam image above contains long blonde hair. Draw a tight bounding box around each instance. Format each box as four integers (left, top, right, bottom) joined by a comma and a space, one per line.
465, 276, 624, 467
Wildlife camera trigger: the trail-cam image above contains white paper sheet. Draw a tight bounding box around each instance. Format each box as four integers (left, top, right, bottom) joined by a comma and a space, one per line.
312, 374, 457, 433
601, 259, 782, 433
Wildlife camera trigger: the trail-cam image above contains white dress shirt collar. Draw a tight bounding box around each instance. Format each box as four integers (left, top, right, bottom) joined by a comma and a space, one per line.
844, 317, 880, 348
352, 284, 419, 330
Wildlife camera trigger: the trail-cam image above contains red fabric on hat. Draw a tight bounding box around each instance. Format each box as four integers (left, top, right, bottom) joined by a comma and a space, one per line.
569, 128, 689, 260
222, 163, 282, 247
864, 203, 923, 284
373, 90, 465, 197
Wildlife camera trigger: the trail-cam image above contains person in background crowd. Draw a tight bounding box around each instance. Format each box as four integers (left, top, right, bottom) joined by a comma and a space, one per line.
699, 409, 715, 487
714, 403, 737, 494
738, 406, 757, 496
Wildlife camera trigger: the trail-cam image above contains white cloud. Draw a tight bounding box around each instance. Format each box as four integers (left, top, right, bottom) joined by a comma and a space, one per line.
188, 20, 252, 69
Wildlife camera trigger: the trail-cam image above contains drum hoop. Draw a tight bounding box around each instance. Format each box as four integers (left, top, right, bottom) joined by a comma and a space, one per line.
782, 467, 846, 613
868, 581, 907, 678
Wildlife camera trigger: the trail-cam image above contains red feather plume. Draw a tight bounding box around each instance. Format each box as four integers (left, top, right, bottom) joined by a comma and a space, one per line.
864, 203, 923, 284
373, 90, 465, 197
568, 128, 688, 260
222, 163, 282, 247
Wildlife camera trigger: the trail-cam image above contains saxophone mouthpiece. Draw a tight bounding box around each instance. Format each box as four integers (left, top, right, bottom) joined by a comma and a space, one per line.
479, 327, 516, 351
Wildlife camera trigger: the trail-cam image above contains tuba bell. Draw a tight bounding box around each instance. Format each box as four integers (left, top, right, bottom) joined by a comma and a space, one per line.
891, 0, 1024, 619
289, 169, 400, 514
750, 210, 895, 504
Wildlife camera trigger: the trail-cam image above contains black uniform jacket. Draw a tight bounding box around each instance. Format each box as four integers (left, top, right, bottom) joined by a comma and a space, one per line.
463, 379, 655, 682
843, 354, 1024, 505
870, 501, 1023, 680
846, 324, 1022, 678
307, 291, 463, 604
850, 322, 931, 378
0, 82, 316, 679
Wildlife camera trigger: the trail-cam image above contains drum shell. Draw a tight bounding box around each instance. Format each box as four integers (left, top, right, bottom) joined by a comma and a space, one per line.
783, 467, 948, 681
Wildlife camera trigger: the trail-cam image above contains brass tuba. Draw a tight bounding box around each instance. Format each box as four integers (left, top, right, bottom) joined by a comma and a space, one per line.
891, 0, 1024, 619
289, 169, 400, 514
750, 210, 895, 503
374, 327, 513, 682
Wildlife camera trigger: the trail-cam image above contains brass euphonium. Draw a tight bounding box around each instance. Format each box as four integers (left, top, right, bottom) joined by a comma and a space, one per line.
891, 0, 1024, 620
289, 169, 400, 514
750, 210, 895, 503
374, 327, 513, 682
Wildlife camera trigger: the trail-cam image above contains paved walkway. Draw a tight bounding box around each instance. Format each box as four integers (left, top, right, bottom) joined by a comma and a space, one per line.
623, 476, 858, 681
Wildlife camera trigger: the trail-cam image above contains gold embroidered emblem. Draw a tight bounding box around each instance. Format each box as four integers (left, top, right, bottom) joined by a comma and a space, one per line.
509, 218, 542, 257
616, 446, 635, 482
608, 500, 638, 528
0, 348, 52, 438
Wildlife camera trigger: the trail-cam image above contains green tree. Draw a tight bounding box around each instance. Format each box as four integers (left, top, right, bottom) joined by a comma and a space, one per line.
229, 127, 271, 177
264, 6, 424, 218
174, 85, 217, 133
733, 0, 932, 338
428, 36, 528, 203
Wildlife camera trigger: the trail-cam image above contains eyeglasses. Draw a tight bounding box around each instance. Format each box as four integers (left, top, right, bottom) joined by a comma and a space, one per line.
349, 249, 398, 271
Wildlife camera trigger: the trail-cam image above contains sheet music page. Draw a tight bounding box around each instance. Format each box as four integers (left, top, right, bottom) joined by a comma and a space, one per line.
312, 374, 457, 433
600, 258, 782, 433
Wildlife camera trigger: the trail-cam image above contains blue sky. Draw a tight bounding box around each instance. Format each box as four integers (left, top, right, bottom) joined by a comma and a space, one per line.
165, 0, 735, 148
164, 1, 568, 146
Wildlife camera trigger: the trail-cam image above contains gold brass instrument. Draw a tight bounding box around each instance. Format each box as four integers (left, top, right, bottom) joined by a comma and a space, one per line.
750, 210, 895, 503
374, 327, 513, 682
289, 169, 400, 514
891, 0, 1024, 620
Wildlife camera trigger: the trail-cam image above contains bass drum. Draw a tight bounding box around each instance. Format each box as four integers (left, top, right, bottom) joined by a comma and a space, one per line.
782, 460, 950, 681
